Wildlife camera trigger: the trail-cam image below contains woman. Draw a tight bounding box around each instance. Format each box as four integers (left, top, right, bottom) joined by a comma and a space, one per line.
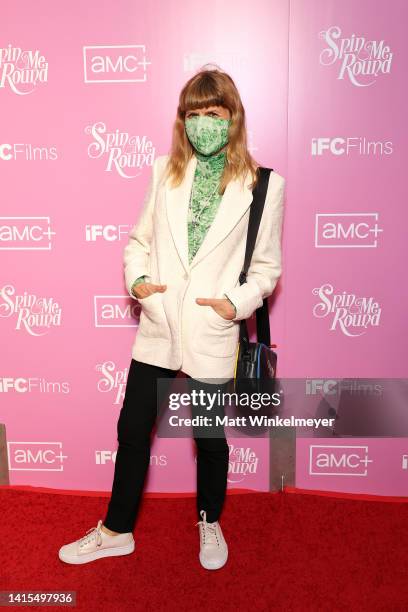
59, 66, 285, 570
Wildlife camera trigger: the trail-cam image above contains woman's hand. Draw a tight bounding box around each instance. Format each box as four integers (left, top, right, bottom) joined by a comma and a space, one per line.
132, 283, 167, 299
195, 297, 236, 320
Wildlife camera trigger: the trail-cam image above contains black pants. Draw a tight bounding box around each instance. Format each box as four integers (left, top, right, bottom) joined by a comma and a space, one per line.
103, 358, 230, 533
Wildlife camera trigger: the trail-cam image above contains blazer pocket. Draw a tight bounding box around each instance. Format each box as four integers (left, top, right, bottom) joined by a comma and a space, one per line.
194, 306, 239, 358
206, 305, 235, 327
137, 292, 170, 339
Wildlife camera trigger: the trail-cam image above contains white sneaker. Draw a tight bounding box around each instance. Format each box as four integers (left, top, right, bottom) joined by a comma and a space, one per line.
58, 519, 135, 564
196, 510, 228, 570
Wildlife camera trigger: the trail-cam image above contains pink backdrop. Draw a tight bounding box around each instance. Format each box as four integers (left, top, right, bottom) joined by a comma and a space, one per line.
1, 0, 407, 496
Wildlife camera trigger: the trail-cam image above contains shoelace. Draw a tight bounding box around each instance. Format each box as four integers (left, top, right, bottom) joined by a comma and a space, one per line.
195, 510, 219, 546
78, 519, 103, 548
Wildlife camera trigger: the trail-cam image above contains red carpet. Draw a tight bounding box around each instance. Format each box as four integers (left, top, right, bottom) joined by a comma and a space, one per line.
1, 487, 408, 611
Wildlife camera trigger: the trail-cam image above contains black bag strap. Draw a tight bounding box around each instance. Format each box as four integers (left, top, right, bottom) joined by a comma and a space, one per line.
238, 166, 272, 347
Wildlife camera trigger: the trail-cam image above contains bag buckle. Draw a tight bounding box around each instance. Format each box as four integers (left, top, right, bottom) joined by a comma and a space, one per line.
239, 271, 247, 284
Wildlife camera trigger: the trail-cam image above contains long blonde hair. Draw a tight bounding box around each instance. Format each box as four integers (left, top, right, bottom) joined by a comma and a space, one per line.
164, 66, 259, 193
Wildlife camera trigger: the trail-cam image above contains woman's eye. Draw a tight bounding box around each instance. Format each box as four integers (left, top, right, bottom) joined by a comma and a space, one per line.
186, 111, 219, 118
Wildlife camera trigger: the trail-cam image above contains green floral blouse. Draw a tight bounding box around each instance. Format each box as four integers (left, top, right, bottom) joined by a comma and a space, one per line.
131, 150, 236, 315
187, 149, 226, 262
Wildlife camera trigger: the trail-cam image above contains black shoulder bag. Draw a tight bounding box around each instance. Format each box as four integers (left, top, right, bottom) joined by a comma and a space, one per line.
231, 166, 278, 399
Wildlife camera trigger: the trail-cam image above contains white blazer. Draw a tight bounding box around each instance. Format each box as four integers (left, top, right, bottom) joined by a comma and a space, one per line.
124, 153, 285, 382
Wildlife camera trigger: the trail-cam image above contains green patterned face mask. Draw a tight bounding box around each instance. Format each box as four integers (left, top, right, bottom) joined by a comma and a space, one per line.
185, 114, 231, 156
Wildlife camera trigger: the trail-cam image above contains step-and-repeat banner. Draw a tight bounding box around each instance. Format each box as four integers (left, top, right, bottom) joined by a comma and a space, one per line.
1, 0, 407, 496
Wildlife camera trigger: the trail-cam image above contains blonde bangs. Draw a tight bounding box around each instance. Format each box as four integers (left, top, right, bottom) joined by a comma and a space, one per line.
179, 73, 229, 114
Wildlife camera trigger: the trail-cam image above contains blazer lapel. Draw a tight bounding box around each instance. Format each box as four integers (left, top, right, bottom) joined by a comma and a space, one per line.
165, 155, 254, 274
164, 155, 196, 274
